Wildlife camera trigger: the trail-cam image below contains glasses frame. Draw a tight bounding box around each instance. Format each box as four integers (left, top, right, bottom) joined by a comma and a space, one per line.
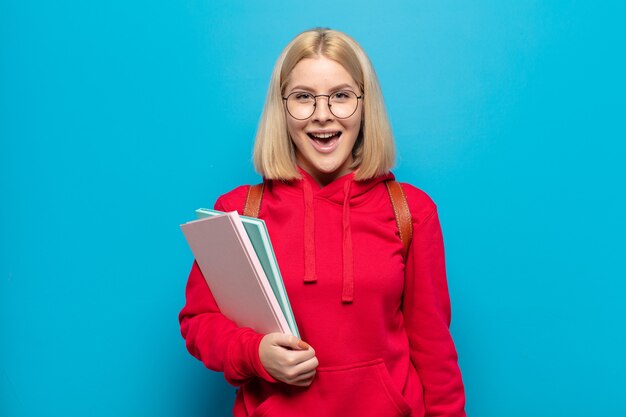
282, 91, 364, 120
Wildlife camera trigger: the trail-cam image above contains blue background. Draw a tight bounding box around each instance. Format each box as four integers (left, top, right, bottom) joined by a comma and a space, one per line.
2, 1, 625, 416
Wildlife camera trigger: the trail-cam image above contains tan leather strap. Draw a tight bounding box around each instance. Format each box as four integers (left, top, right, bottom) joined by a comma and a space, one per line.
385, 180, 413, 259
243, 183, 264, 218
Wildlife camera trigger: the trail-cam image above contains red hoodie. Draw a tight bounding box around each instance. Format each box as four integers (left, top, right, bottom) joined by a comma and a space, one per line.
179, 169, 466, 417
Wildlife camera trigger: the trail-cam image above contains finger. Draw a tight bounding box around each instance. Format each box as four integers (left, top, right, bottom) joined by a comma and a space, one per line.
271, 334, 300, 349
289, 370, 316, 387
291, 355, 319, 375
283, 348, 317, 367
292, 369, 316, 383
277, 355, 318, 384
290, 378, 314, 387
273, 334, 312, 351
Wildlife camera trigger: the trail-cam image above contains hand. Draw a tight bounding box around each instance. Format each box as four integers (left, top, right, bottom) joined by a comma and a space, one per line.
259, 333, 318, 386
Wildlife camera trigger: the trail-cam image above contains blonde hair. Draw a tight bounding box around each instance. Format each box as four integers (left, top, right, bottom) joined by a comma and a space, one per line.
253, 28, 395, 181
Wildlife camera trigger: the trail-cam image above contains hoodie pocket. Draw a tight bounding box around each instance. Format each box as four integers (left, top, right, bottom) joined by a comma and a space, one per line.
251, 358, 411, 417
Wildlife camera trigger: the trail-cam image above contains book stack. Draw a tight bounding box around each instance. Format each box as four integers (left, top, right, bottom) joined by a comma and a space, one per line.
181, 209, 299, 337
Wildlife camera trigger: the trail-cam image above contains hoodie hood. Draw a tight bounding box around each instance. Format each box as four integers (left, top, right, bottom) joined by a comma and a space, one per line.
272, 167, 395, 303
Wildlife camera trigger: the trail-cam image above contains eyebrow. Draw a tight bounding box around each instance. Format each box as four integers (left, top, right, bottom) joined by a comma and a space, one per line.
288, 83, 357, 93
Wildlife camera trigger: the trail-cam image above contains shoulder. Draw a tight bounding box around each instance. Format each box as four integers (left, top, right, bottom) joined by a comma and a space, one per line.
213, 185, 252, 213
397, 182, 438, 227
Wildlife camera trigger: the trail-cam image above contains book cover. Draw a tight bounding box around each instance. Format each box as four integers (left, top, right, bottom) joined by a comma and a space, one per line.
196, 208, 300, 338
181, 212, 294, 336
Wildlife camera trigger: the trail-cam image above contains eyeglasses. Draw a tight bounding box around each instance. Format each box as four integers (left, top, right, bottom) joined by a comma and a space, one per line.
282, 90, 363, 120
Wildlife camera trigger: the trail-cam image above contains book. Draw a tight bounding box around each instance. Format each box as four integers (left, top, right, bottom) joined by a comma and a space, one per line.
181, 211, 299, 337
196, 208, 300, 337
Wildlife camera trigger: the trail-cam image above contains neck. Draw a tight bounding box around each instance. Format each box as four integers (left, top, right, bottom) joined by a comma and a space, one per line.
298, 165, 354, 187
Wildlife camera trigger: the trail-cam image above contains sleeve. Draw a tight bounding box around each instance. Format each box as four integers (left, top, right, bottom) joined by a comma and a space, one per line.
402, 207, 466, 417
178, 193, 277, 386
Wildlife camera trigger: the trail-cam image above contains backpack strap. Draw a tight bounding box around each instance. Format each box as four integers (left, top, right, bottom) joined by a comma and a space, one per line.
385, 180, 413, 259
243, 183, 264, 218
243, 180, 413, 259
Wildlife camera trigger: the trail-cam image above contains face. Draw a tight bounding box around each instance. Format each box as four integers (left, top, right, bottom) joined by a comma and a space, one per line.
284, 56, 363, 186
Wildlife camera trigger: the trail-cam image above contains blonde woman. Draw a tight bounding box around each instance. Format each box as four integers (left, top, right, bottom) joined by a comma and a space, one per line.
180, 28, 466, 417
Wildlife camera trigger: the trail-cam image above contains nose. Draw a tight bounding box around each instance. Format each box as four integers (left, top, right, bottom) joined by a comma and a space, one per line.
311, 95, 333, 122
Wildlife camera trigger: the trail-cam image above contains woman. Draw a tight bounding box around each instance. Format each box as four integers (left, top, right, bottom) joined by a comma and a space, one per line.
179, 28, 466, 417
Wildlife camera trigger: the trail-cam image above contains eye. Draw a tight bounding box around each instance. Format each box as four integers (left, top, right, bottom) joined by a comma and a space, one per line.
332, 91, 352, 101
293, 92, 314, 102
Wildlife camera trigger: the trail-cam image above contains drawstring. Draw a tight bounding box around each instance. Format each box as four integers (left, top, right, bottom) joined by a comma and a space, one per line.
341, 180, 354, 303
301, 174, 355, 302
302, 179, 317, 283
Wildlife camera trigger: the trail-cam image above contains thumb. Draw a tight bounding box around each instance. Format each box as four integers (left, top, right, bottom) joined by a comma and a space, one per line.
275, 334, 310, 350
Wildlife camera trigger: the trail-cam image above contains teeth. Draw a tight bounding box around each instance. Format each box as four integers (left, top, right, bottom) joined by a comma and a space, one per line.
310, 132, 338, 139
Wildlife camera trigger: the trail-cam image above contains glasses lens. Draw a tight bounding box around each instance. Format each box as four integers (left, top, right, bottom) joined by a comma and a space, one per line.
329, 91, 358, 119
286, 92, 316, 120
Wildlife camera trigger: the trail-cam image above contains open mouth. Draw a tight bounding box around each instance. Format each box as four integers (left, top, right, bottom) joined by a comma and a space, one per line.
307, 131, 342, 151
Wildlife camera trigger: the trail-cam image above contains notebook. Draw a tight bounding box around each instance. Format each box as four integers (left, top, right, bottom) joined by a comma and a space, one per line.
181, 211, 298, 337
196, 208, 299, 337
